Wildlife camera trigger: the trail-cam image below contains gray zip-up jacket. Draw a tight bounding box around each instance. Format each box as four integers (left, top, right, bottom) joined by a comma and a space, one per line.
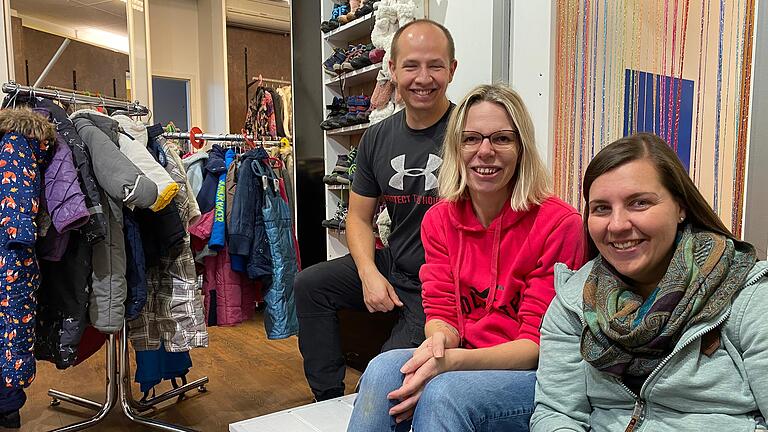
531, 260, 768, 432
70, 110, 158, 333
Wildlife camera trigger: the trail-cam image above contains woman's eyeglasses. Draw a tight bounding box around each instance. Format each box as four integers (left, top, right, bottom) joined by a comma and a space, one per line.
460, 130, 519, 150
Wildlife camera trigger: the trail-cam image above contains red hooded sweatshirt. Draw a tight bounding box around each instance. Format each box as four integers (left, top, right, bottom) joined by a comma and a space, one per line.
419, 196, 585, 348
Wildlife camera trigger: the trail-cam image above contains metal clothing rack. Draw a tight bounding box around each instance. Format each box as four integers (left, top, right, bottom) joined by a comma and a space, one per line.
2, 82, 208, 432
162, 131, 285, 150
1, 81, 149, 116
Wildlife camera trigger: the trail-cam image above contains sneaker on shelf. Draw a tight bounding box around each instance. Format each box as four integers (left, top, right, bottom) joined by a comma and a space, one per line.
322, 201, 349, 230
321, 3, 347, 33
355, 95, 371, 123
355, 0, 374, 17
333, 45, 355, 74
323, 172, 351, 185
349, 44, 375, 69
368, 48, 385, 64
337, 95, 360, 128
347, 146, 358, 183
333, 154, 350, 173
320, 97, 348, 130
323, 48, 348, 75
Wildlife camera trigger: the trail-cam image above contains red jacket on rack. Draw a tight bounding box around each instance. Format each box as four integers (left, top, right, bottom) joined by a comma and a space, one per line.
419, 197, 585, 349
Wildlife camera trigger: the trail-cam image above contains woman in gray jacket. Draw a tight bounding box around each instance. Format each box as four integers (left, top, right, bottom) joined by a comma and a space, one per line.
531, 133, 768, 432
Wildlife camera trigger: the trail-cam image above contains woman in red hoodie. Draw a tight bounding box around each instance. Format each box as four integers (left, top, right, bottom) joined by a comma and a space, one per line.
347, 84, 585, 432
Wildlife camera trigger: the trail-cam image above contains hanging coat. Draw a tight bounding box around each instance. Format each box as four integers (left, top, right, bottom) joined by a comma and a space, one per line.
113, 115, 179, 212
35, 232, 91, 369
252, 156, 298, 339
128, 135, 208, 352
123, 208, 147, 320
182, 152, 207, 200
28, 98, 107, 245
190, 210, 259, 327
196, 145, 226, 214
71, 109, 158, 334
228, 148, 272, 280
208, 149, 234, 251
35, 129, 90, 261
0, 107, 55, 388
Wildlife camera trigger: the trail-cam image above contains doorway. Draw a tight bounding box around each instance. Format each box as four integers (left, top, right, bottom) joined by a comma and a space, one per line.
152, 75, 190, 130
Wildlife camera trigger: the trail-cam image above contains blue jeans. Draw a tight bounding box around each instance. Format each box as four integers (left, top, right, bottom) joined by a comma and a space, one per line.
347, 349, 536, 432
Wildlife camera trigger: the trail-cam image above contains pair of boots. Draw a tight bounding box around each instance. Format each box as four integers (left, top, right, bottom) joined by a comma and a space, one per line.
320, 96, 371, 131
322, 200, 349, 231
321, 2, 351, 33
0, 411, 19, 429
323, 152, 352, 186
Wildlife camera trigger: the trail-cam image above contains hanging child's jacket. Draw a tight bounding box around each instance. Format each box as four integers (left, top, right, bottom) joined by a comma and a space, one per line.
70, 109, 158, 333
0, 107, 55, 388
252, 151, 298, 339
29, 99, 106, 245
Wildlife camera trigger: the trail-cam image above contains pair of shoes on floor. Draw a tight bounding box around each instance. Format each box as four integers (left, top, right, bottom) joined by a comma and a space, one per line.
0, 410, 20, 429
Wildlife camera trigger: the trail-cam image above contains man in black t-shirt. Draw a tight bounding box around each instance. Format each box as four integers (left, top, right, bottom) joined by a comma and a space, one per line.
294, 19, 458, 401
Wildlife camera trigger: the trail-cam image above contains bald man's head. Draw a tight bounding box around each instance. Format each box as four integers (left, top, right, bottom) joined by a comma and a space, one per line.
389, 19, 455, 65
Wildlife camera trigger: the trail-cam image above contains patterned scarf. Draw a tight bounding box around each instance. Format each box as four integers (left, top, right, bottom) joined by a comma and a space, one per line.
580, 226, 757, 378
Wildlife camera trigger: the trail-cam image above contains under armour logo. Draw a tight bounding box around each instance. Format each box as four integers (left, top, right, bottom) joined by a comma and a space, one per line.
388, 154, 442, 191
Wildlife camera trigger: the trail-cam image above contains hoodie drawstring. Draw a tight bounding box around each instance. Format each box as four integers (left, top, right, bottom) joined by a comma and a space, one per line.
454, 230, 466, 345
485, 221, 503, 312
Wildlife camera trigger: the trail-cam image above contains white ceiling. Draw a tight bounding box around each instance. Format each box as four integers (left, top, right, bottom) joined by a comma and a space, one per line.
10, 0, 292, 53
11, 0, 128, 36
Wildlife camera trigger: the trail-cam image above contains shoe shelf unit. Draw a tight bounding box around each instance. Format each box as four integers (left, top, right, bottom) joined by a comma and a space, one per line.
325, 122, 370, 137
321, 0, 380, 260
324, 12, 375, 43
324, 62, 383, 87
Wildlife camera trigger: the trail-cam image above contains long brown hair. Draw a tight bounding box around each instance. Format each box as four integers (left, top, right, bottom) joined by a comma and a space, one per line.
582, 133, 733, 259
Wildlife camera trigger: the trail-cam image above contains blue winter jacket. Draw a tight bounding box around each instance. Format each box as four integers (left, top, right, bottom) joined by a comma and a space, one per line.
196, 145, 227, 214
228, 148, 272, 280
209, 149, 235, 251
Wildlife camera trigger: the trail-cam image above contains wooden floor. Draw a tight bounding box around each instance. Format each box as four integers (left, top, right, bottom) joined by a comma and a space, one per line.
19, 313, 361, 431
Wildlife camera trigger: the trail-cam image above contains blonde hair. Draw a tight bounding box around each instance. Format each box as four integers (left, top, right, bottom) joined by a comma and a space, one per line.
438, 84, 552, 211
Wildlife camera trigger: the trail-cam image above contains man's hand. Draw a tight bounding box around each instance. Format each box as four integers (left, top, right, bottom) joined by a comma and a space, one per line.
359, 267, 403, 312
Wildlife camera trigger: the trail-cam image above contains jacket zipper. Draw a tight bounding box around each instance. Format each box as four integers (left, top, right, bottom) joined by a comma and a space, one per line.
624, 399, 646, 432
620, 266, 768, 432
573, 266, 768, 432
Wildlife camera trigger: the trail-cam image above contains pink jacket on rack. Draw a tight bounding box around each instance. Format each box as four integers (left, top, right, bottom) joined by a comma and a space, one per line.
419, 197, 586, 349
189, 209, 260, 326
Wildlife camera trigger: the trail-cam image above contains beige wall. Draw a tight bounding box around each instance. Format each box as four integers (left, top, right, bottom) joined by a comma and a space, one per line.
11, 18, 128, 99
149, 0, 202, 129
226, 25, 291, 133
149, 0, 230, 133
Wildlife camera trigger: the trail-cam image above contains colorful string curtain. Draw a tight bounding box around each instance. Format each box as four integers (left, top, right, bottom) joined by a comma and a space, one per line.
553, 0, 756, 236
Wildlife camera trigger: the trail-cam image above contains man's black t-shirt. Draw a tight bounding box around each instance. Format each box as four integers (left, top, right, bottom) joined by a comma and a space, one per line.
352, 106, 453, 280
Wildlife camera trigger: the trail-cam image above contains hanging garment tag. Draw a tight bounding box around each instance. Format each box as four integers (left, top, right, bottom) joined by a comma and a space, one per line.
262, 175, 269, 190
273, 178, 280, 192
